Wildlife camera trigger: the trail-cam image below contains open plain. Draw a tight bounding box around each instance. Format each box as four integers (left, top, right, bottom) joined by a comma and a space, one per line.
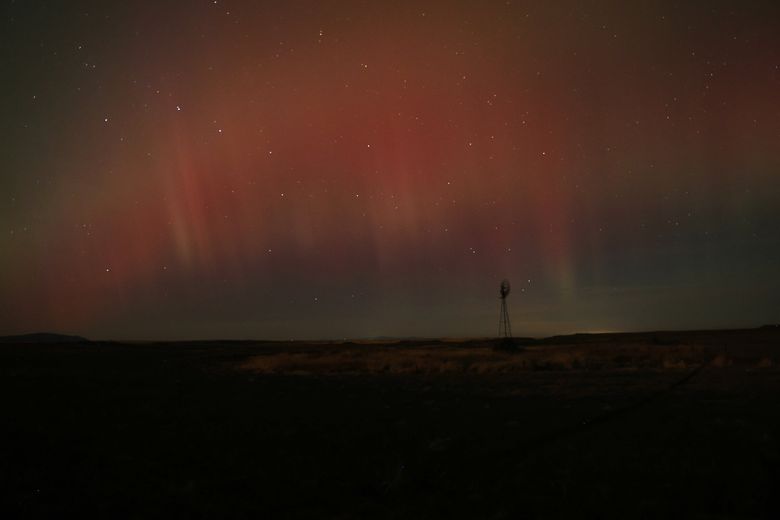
2, 327, 779, 518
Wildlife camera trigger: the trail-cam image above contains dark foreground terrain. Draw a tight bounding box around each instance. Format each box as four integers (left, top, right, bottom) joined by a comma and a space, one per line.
2, 328, 780, 518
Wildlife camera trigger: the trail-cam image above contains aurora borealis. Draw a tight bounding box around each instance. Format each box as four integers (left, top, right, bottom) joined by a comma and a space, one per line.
1, 1, 778, 340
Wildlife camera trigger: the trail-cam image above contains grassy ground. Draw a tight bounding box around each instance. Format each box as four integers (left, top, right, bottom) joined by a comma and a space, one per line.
1, 328, 779, 518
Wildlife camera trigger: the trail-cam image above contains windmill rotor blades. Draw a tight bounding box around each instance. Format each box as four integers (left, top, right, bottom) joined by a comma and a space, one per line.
500, 279, 511, 297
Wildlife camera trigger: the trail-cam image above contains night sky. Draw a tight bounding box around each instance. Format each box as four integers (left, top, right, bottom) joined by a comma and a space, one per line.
1, 1, 778, 340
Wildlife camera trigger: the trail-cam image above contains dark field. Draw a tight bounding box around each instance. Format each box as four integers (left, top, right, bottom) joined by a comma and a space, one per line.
2, 328, 780, 518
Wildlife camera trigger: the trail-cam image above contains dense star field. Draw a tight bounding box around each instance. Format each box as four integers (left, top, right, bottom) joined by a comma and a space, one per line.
1, 1, 778, 339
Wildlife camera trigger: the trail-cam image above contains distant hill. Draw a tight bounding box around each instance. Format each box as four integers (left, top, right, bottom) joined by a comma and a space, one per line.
0, 333, 89, 344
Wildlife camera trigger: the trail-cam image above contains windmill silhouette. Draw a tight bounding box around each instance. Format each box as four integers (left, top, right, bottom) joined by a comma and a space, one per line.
498, 279, 512, 338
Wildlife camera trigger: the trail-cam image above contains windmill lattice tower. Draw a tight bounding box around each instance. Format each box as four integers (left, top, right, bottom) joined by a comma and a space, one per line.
498, 279, 512, 338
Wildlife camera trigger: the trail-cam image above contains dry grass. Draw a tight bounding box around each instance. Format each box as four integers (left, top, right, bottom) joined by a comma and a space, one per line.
235, 341, 756, 376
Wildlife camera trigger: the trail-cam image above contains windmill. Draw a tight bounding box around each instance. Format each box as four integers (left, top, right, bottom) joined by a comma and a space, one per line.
498, 279, 512, 338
